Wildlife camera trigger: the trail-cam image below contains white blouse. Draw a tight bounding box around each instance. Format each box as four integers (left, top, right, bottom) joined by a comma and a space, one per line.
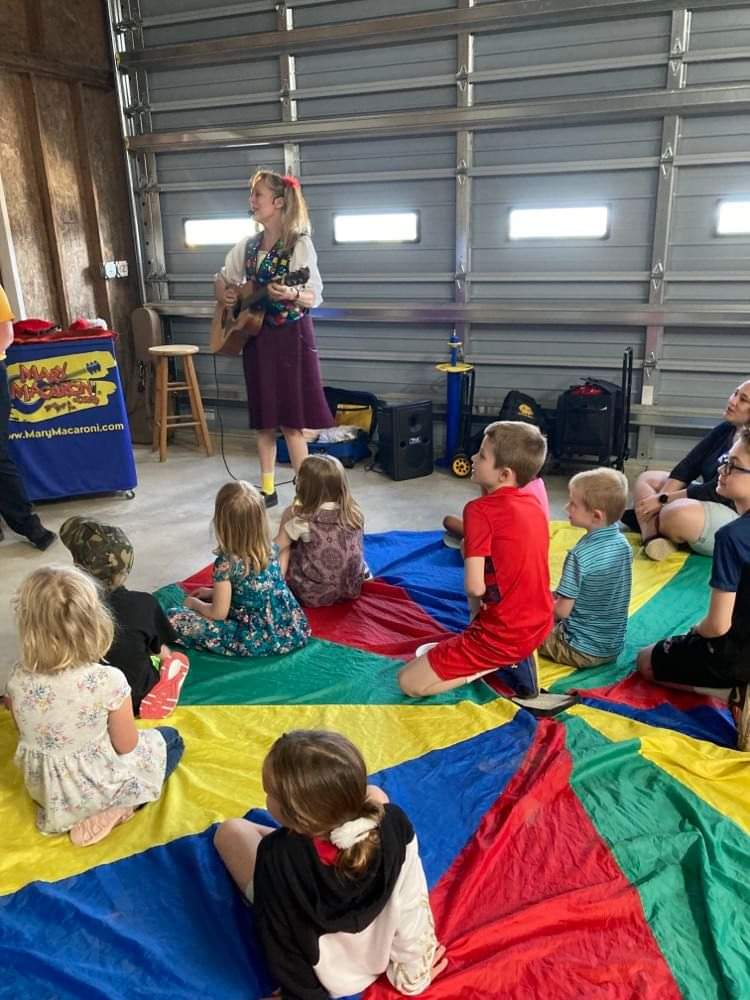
219, 233, 323, 307
284, 501, 339, 542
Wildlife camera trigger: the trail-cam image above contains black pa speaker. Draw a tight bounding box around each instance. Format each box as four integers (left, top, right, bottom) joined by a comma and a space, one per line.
377, 401, 434, 481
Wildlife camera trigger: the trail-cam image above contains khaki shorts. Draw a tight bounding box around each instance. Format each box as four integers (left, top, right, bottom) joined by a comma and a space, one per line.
538, 622, 612, 669
691, 501, 738, 557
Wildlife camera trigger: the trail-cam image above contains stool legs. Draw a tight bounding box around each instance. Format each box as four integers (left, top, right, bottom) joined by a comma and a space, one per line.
183, 355, 213, 457
150, 353, 212, 462
151, 356, 169, 463
150, 360, 161, 455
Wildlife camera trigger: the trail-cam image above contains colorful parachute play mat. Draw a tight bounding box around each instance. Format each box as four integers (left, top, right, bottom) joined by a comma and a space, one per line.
2, 524, 749, 998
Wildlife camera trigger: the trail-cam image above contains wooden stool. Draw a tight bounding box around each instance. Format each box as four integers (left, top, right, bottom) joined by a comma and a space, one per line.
149, 345, 213, 462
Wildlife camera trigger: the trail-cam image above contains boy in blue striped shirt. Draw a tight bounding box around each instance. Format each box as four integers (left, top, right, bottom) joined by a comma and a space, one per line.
539, 468, 632, 668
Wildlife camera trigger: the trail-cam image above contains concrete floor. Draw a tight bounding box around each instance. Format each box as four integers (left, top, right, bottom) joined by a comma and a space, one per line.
0, 437, 573, 692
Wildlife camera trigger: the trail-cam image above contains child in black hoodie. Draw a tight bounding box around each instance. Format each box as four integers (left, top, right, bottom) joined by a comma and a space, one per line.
214, 730, 447, 999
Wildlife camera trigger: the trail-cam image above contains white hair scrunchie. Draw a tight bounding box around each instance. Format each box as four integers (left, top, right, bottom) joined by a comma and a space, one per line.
329, 817, 378, 851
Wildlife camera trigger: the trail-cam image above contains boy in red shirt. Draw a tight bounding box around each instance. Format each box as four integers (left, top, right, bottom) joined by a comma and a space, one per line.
399, 421, 552, 698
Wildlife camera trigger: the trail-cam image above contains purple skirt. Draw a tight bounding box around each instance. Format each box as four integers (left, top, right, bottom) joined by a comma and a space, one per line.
242, 313, 333, 430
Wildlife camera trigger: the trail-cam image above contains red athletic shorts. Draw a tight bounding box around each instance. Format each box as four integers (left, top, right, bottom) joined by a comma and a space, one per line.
427, 620, 523, 681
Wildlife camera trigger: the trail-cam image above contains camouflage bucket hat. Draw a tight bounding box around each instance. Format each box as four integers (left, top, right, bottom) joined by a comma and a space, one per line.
59, 516, 134, 587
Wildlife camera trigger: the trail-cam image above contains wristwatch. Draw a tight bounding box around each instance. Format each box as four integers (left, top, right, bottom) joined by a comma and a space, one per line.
658, 493, 669, 505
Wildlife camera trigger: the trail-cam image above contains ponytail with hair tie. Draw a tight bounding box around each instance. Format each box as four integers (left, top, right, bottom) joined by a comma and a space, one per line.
281, 175, 301, 190
330, 816, 378, 850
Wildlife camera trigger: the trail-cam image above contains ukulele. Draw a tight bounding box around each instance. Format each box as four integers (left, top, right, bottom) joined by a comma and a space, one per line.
209, 267, 310, 356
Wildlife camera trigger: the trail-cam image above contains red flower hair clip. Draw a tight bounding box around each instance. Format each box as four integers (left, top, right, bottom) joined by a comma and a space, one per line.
281, 174, 301, 190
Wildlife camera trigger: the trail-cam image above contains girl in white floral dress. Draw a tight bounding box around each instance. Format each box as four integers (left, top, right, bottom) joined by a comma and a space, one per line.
6, 566, 183, 846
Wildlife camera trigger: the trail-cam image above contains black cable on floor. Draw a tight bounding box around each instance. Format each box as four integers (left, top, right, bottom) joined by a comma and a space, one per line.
212, 353, 239, 481
210, 353, 295, 489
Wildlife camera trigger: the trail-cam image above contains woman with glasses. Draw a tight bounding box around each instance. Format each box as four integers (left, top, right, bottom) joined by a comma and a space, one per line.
624, 379, 750, 560
637, 427, 750, 751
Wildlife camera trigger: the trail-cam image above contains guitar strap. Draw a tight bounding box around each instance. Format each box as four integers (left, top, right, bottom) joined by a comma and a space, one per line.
244, 235, 305, 326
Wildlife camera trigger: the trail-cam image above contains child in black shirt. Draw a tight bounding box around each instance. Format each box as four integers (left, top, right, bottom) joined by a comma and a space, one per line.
60, 516, 188, 719
637, 426, 750, 751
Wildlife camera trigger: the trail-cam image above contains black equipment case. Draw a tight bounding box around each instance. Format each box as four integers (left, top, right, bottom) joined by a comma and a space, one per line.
554, 348, 633, 469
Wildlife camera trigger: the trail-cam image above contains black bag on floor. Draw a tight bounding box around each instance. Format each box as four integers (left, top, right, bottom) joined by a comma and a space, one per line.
498, 390, 548, 434
469, 390, 548, 455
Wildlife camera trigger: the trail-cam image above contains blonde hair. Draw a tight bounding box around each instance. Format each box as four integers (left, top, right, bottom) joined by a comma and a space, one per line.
213, 481, 272, 575
250, 169, 311, 251
569, 467, 628, 524
292, 455, 364, 530
264, 730, 383, 880
15, 565, 114, 674
482, 421, 547, 487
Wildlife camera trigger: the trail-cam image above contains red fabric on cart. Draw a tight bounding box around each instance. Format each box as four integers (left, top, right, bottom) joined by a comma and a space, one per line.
11, 322, 116, 344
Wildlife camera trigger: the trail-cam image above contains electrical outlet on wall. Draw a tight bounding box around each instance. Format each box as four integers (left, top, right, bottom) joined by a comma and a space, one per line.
100, 261, 130, 279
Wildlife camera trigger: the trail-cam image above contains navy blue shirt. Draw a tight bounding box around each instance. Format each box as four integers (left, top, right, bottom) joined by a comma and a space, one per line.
710, 512, 750, 656
670, 422, 736, 506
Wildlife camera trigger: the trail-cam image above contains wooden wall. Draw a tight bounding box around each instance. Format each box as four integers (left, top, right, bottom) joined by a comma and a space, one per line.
0, 0, 139, 380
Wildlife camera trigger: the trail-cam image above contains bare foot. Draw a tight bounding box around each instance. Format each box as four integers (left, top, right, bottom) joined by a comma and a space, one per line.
69, 806, 135, 847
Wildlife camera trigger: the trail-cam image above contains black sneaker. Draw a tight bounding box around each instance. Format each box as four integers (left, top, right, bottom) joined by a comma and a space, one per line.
259, 490, 278, 509
29, 528, 57, 551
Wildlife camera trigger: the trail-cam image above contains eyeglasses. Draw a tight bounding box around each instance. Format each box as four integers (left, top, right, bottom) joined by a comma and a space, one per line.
718, 453, 750, 476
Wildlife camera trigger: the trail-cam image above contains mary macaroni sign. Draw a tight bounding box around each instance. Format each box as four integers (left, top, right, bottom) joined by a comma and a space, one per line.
6, 337, 137, 500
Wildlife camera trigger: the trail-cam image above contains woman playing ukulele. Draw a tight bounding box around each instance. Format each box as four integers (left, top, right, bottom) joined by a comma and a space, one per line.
214, 171, 331, 507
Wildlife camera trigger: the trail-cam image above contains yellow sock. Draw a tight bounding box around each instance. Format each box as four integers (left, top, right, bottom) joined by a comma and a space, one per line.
261, 472, 275, 496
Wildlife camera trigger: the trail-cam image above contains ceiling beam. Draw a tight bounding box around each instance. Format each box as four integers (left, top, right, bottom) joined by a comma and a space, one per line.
127, 83, 750, 153
119, 0, 743, 71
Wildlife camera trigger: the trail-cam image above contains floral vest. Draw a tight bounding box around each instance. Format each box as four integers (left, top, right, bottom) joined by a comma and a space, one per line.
244, 234, 306, 326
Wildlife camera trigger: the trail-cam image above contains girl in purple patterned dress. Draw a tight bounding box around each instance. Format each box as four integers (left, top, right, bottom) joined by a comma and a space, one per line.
275, 455, 368, 607
168, 481, 310, 657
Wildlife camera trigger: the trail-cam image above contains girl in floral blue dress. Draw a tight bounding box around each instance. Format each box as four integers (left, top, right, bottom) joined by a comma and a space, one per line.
168, 481, 310, 657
